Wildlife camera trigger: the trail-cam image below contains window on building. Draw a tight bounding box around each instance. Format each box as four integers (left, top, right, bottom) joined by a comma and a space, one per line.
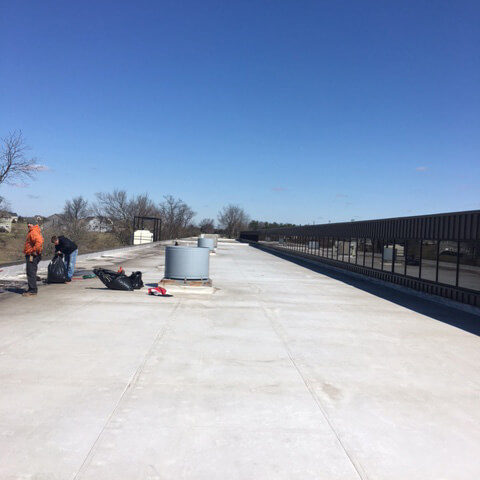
319, 237, 325, 256
344, 238, 350, 262
332, 238, 338, 259
327, 237, 333, 258
343, 239, 349, 261
365, 239, 373, 268
382, 241, 394, 272
405, 240, 421, 278
339, 238, 345, 262
338, 238, 344, 260
373, 240, 383, 270
349, 238, 357, 263
393, 240, 406, 275
343, 238, 350, 262
357, 238, 366, 266
458, 241, 480, 292
335, 239, 342, 261
438, 241, 458, 286
421, 240, 437, 282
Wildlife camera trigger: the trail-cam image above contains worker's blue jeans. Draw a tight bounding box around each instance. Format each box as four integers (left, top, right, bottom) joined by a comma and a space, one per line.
64, 249, 78, 280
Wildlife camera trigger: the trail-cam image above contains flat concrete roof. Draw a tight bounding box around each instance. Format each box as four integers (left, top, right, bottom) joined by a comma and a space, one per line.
1, 241, 479, 479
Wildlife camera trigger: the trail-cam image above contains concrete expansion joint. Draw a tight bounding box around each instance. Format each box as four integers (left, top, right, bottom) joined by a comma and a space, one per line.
72, 300, 182, 480
261, 305, 370, 480
238, 259, 371, 478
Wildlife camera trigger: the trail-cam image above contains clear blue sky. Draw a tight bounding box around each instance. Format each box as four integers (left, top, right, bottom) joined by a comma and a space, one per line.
1, 0, 479, 224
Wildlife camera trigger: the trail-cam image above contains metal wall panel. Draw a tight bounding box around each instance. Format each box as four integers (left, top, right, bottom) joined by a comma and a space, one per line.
241, 210, 480, 242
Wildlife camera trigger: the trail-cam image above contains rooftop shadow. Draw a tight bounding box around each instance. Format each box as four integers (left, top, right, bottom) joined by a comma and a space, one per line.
252, 244, 480, 337
0, 280, 27, 296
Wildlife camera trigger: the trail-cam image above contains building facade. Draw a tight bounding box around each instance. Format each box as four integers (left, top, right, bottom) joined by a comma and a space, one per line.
240, 210, 480, 308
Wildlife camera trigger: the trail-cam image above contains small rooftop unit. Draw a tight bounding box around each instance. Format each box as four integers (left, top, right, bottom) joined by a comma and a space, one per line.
133, 229, 153, 245
164, 246, 210, 281
198, 237, 215, 251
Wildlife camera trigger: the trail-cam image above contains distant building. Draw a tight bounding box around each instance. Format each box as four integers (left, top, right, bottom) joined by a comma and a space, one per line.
0, 212, 19, 232
39, 215, 114, 233
85, 217, 113, 233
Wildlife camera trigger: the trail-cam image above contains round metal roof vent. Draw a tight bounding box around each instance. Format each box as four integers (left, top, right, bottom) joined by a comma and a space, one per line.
164, 246, 210, 280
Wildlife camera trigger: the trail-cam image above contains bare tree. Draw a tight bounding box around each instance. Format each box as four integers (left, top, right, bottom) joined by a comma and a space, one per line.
158, 195, 195, 240
217, 204, 250, 238
63, 196, 90, 222
60, 196, 91, 238
199, 218, 215, 234
94, 189, 157, 244
130, 193, 158, 218
0, 131, 45, 186
0, 196, 10, 216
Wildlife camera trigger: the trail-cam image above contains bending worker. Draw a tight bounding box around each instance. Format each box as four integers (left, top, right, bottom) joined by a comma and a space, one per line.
23, 223, 44, 297
51, 235, 78, 282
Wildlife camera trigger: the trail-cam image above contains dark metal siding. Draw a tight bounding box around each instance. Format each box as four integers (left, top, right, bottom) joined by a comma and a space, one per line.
242, 210, 480, 241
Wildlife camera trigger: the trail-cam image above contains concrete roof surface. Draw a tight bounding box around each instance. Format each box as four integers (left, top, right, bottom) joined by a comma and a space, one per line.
0, 241, 479, 479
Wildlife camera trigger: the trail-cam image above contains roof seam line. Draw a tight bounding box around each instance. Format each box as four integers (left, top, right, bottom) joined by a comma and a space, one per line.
72, 300, 181, 480
262, 305, 370, 480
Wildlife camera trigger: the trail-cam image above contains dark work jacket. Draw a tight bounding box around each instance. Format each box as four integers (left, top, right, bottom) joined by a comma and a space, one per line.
55, 236, 78, 255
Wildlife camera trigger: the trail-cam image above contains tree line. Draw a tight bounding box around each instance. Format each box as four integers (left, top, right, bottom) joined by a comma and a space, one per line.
247, 220, 297, 230
57, 192, 250, 244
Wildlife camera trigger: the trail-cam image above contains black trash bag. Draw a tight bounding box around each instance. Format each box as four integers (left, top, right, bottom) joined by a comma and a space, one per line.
109, 275, 134, 291
129, 271, 143, 289
93, 268, 115, 288
47, 255, 67, 284
93, 268, 134, 291
93, 268, 118, 286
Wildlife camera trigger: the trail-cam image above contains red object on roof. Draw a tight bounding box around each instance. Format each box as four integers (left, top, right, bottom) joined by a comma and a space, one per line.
148, 287, 167, 296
